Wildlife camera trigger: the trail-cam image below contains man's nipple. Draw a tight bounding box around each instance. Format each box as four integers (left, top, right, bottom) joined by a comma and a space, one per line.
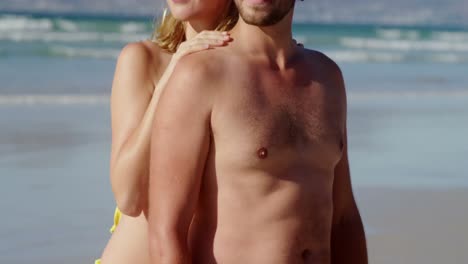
257, 147, 268, 159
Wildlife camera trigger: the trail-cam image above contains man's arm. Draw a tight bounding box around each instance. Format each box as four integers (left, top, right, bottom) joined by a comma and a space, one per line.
330, 65, 368, 264
330, 125, 368, 264
147, 58, 213, 264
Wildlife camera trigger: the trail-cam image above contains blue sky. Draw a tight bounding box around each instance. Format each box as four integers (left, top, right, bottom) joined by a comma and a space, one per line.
1, 0, 467, 26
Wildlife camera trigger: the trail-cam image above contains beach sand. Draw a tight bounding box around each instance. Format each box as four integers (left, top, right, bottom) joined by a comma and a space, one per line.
358, 187, 468, 264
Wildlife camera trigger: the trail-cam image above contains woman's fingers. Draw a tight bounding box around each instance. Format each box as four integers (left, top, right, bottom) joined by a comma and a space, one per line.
179, 42, 217, 56
179, 36, 229, 54
194, 37, 228, 47
194, 31, 231, 44
174, 31, 231, 59
181, 43, 213, 56
198, 30, 230, 39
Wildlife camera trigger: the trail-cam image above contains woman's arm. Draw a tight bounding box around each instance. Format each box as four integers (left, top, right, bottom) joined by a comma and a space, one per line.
109, 32, 231, 217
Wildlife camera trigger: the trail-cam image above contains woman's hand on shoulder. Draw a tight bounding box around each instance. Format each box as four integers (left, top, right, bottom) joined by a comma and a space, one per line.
173, 31, 232, 62
157, 31, 231, 92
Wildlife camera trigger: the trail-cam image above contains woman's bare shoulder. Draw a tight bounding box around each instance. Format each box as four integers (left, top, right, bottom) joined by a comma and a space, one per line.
113, 40, 170, 94
117, 40, 169, 73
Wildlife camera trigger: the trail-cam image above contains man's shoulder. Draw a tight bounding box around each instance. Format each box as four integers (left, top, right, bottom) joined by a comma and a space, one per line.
302, 48, 345, 90
166, 48, 230, 105
174, 48, 230, 79
303, 48, 343, 76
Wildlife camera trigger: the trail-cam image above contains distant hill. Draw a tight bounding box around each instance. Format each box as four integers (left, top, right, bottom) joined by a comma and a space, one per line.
1, 0, 467, 27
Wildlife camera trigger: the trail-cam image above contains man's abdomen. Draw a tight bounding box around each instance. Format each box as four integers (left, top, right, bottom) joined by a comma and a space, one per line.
189, 169, 334, 264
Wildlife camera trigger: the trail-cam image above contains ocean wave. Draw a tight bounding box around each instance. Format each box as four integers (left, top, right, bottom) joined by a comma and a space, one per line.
49, 46, 120, 59
0, 14, 151, 43
431, 31, 468, 41
340, 37, 468, 52
376, 29, 421, 40
2, 13, 468, 64
326, 50, 468, 64
376, 28, 468, 44
120, 22, 148, 33
348, 90, 468, 101
0, 94, 109, 105
0, 15, 53, 31
327, 51, 405, 63
56, 19, 79, 32
0, 30, 149, 43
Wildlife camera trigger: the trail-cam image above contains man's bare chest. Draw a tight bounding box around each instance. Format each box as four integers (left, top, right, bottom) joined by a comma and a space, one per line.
212, 79, 345, 166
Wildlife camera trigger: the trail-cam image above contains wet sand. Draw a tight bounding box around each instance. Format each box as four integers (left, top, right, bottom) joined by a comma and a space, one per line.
357, 187, 468, 264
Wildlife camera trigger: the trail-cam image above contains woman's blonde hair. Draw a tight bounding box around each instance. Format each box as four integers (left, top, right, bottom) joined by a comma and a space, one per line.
151, 1, 238, 53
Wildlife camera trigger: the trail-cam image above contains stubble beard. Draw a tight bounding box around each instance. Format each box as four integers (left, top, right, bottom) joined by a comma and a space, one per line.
237, 0, 295, 26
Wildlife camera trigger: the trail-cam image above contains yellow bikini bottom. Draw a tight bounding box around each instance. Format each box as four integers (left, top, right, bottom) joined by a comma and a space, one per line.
95, 207, 122, 264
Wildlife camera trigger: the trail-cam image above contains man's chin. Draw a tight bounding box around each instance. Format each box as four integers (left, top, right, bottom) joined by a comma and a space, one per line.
241, 12, 282, 26
243, 0, 273, 6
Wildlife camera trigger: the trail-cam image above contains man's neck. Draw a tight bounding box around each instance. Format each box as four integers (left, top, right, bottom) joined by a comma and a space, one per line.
230, 10, 297, 69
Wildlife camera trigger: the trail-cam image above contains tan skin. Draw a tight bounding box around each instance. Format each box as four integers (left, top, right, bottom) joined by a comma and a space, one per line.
98, 0, 234, 262
109, 31, 231, 217
100, 4, 305, 264
148, 1, 368, 263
